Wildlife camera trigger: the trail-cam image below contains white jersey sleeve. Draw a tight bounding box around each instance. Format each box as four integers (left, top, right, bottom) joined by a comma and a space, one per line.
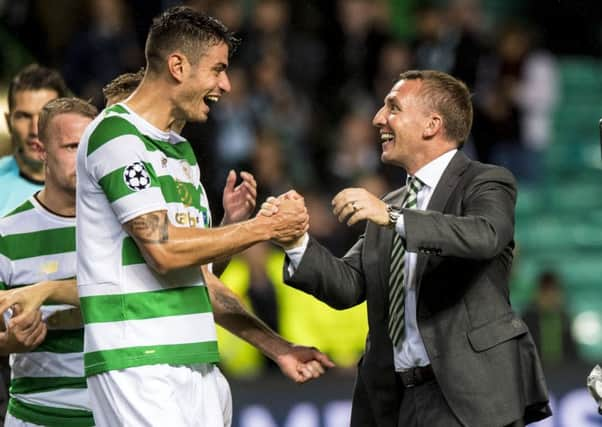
85, 116, 167, 224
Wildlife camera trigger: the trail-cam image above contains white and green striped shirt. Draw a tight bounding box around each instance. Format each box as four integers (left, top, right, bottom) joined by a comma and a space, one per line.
0, 196, 94, 427
76, 103, 218, 377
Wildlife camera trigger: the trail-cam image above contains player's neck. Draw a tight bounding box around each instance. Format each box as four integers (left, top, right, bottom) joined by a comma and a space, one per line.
125, 78, 175, 132
37, 185, 76, 217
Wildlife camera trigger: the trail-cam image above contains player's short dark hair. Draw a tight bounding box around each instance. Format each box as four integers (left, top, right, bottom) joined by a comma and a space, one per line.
145, 6, 239, 73
398, 70, 473, 145
103, 68, 145, 105
8, 64, 70, 111
38, 97, 98, 143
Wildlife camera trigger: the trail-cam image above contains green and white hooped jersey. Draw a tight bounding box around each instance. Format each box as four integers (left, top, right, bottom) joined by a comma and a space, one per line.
0, 196, 94, 427
76, 103, 218, 378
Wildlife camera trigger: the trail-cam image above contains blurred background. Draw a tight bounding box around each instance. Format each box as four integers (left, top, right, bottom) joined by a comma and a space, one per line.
0, 0, 601, 425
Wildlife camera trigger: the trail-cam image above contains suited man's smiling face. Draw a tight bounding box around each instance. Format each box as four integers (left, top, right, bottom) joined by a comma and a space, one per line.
372, 79, 434, 174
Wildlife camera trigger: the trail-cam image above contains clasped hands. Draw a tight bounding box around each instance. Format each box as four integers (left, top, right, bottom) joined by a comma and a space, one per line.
0, 300, 47, 354
259, 187, 389, 248
0, 281, 82, 353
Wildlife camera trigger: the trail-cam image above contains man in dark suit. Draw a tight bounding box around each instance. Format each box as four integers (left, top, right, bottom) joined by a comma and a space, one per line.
264, 70, 551, 426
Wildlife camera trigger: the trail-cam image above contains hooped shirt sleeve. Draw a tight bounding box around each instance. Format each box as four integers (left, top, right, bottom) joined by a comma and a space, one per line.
85, 116, 167, 225
0, 233, 10, 291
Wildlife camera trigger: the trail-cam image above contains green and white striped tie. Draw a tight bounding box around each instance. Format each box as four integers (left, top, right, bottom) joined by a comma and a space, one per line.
388, 177, 424, 347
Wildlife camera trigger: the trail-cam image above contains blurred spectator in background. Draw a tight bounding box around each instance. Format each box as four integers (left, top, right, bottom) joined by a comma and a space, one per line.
238, 0, 326, 96
444, 0, 487, 89
0, 1, 87, 75
472, 23, 522, 171
372, 39, 414, 101
411, 3, 451, 75
62, 0, 142, 107
526, 0, 602, 57
473, 21, 557, 183
238, 0, 289, 68
206, 0, 246, 35
249, 49, 314, 187
251, 128, 292, 205
330, 111, 381, 190
523, 271, 578, 367
326, 0, 387, 117
511, 24, 558, 181
412, 0, 487, 91
213, 66, 257, 179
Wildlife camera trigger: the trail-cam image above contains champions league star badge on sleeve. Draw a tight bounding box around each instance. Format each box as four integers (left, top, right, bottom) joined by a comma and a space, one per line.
124, 161, 151, 191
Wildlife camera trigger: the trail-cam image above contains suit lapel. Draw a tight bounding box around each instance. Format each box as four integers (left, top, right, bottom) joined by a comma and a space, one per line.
414, 151, 471, 289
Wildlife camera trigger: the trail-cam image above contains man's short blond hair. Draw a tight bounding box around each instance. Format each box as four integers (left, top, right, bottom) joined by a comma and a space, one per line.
38, 97, 98, 143
102, 69, 145, 105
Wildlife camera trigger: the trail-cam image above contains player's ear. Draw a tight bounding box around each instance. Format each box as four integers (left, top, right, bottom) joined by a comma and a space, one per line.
167, 52, 188, 83
423, 113, 442, 139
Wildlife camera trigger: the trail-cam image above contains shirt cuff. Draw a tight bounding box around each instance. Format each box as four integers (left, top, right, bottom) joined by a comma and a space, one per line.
284, 233, 309, 275
395, 213, 406, 238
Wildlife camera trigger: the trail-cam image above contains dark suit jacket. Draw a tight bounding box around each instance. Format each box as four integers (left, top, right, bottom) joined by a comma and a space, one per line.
285, 151, 551, 426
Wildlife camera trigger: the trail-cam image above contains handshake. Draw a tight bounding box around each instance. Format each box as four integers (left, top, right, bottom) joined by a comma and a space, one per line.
254, 190, 308, 250
253, 187, 391, 250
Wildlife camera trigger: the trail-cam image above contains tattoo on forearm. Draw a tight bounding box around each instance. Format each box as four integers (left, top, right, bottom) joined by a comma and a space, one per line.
215, 289, 247, 315
130, 213, 169, 243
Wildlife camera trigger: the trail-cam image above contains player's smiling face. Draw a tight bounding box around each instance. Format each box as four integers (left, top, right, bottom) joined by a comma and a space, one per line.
179, 41, 231, 123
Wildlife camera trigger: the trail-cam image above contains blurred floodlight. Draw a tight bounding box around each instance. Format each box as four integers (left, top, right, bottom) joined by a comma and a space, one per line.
572, 311, 602, 346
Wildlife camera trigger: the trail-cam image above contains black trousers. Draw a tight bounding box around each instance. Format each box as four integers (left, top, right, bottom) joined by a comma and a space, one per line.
397, 377, 526, 427
397, 377, 462, 427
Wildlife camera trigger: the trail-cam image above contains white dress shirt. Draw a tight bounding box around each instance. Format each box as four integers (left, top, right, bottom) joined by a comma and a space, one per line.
286, 149, 458, 371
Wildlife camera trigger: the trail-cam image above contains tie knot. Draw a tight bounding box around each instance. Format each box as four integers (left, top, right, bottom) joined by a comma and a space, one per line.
401, 177, 423, 209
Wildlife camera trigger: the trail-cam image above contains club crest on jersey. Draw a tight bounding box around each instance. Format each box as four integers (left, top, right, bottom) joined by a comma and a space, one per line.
40, 261, 59, 274
181, 162, 193, 181
175, 180, 193, 206
124, 162, 151, 191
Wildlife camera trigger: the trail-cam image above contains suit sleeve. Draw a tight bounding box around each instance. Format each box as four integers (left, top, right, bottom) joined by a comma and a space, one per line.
403, 166, 517, 260
283, 235, 367, 310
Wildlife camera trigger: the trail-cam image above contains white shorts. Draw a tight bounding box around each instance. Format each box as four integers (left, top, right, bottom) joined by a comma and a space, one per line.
87, 363, 232, 427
